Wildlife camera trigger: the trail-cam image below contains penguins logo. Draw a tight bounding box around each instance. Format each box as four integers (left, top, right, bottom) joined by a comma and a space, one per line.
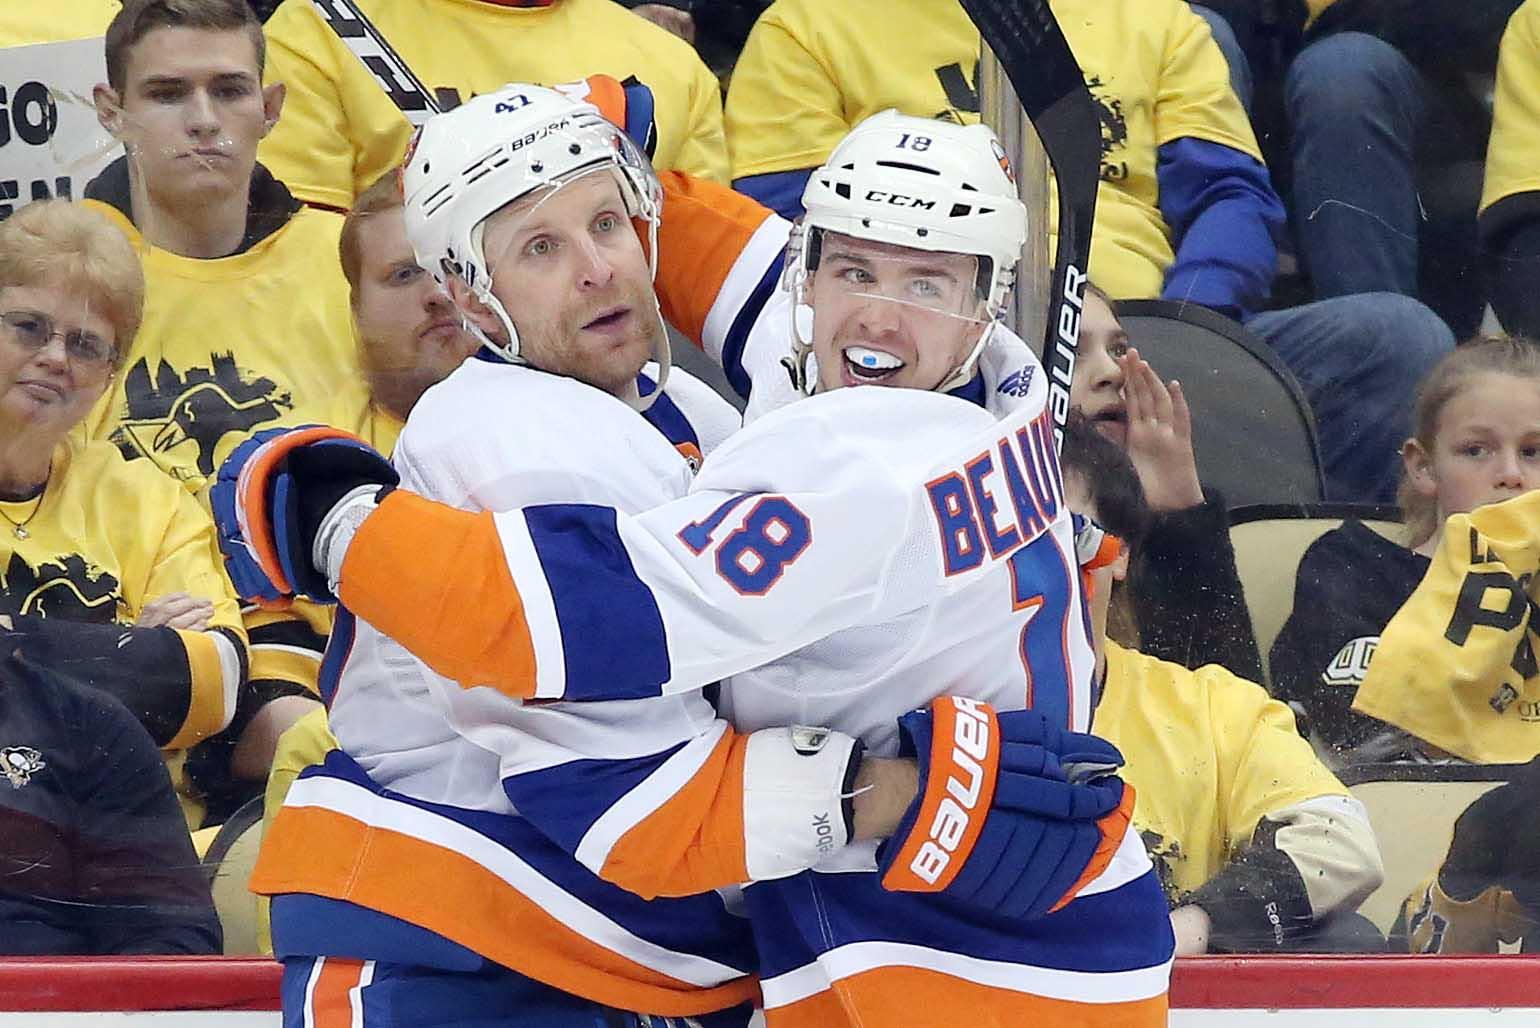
1, 746, 45, 789
1, 553, 121, 624
112, 353, 293, 480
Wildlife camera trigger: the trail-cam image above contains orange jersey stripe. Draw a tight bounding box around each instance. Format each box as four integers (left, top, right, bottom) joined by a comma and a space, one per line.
600, 728, 750, 898
655, 171, 775, 346
768, 965, 1168, 1028
253, 804, 758, 1016
309, 957, 364, 1028
337, 490, 539, 699
1050, 783, 1138, 914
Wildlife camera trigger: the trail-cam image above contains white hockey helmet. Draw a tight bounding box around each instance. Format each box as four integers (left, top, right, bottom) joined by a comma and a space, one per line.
785, 110, 1029, 394
400, 83, 670, 404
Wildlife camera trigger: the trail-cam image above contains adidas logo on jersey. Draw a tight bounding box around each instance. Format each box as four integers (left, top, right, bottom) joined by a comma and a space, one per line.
997, 365, 1034, 398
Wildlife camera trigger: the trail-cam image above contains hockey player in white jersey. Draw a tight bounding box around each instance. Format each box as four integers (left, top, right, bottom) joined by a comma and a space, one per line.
223, 100, 1170, 1021
220, 87, 1136, 1027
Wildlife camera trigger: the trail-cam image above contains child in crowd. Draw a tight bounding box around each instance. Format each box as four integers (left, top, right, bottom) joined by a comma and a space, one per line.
1072, 285, 1263, 679
1271, 335, 1540, 765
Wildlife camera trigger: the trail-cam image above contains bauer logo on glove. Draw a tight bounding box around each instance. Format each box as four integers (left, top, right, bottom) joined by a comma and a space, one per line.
877, 696, 1136, 919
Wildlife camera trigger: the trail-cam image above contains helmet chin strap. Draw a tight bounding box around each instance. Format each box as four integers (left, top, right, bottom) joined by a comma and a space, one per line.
933, 318, 998, 395
629, 297, 672, 414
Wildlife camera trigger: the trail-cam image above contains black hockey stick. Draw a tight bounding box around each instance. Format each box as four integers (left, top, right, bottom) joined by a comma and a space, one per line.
958, 0, 1101, 453
307, 0, 441, 126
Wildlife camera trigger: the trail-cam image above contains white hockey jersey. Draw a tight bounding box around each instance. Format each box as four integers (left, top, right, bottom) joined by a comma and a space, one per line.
302, 175, 1171, 1025
251, 362, 767, 1018
648, 179, 1173, 1024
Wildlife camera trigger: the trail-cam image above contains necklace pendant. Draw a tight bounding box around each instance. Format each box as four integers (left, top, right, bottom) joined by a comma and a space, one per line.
13, 525, 27, 540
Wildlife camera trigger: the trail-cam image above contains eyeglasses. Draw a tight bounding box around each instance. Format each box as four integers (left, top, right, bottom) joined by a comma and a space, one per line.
0, 310, 116, 367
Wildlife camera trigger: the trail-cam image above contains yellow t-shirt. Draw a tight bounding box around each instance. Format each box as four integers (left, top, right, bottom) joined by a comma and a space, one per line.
0, 437, 246, 824
79, 202, 366, 494
724, 0, 1259, 300
1480, 0, 1540, 215
1096, 640, 1348, 898
0, 0, 118, 46
258, 0, 729, 210
79, 199, 366, 696
1356, 489, 1540, 764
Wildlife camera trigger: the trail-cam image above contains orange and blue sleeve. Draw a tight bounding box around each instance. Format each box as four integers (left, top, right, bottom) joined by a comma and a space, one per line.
500, 723, 753, 898
655, 171, 789, 400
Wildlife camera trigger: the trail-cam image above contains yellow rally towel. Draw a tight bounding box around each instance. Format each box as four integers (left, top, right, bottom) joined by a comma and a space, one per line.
1355, 490, 1540, 764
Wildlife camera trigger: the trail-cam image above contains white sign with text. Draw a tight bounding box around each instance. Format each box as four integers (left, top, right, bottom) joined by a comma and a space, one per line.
0, 36, 119, 217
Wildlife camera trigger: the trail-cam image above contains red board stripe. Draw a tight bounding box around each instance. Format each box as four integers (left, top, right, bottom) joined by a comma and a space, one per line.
0, 958, 283, 1012
1170, 956, 1540, 1009
2, 956, 1540, 1012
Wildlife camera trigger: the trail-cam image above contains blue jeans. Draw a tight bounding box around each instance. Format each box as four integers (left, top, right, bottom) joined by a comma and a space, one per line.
1190, 5, 1253, 114
1284, 32, 1428, 300
1247, 293, 1453, 504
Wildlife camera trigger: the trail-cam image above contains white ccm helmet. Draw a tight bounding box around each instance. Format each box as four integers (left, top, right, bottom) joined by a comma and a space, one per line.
400, 83, 670, 407
785, 110, 1029, 394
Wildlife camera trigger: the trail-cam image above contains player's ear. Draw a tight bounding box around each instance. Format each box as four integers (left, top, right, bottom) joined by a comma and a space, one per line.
260, 82, 286, 137
445, 276, 503, 340
93, 84, 125, 137
1402, 438, 1437, 498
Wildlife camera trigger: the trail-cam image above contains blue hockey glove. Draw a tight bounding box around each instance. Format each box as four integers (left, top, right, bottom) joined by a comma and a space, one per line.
210, 426, 398, 607
877, 697, 1135, 919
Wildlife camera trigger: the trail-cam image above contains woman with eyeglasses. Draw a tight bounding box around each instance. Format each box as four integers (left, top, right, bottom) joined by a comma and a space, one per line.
0, 200, 248, 834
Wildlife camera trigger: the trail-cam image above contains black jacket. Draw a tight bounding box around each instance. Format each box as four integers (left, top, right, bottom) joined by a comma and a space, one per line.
1129, 490, 1264, 682
0, 649, 220, 955
1269, 519, 1427, 762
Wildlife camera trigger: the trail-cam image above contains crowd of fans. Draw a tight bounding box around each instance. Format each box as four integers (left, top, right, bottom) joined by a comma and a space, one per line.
1, 0, 1539, 969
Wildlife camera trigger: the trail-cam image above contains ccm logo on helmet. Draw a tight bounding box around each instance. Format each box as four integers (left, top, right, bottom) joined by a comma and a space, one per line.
910, 697, 991, 884
863, 190, 936, 211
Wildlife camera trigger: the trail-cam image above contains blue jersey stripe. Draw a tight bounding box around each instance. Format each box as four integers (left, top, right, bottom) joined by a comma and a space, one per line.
524, 503, 672, 701
501, 740, 690, 856
744, 867, 1172, 979
294, 752, 758, 972
272, 894, 485, 969
638, 372, 700, 449
317, 606, 356, 709
721, 253, 785, 402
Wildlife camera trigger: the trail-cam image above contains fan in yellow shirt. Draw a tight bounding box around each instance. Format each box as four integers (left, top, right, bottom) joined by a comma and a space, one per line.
258, 0, 728, 211
1062, 415, 1384, 954
80, 0, 366, 819
724, 0, 1263, 309
722, 0, 1452, 505
0, 199, 247, 829
330, 171, 481, 449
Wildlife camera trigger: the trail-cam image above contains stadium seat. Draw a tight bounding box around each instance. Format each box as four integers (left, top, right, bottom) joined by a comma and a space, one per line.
1113, 299, 1325, 506
201, 796, 266, 956
1341, 763, 1519, 934
1228, 503, 1403, 685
